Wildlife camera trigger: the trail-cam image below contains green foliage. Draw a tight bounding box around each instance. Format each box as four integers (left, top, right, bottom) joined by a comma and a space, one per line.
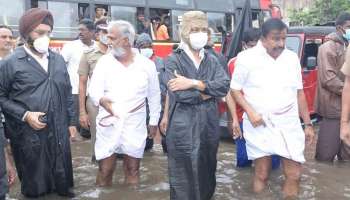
289, 0, 350, 26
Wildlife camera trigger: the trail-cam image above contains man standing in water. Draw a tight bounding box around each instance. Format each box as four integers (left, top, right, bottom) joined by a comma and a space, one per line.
163, 11, 230, 200
89, 20, 160, 186
230, 18, 314, 198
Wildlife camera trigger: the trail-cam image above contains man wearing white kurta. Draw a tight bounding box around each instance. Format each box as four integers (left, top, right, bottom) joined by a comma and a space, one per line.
230, 18, 315, 199
89, 20, 161, 186
61, 19, 96, 140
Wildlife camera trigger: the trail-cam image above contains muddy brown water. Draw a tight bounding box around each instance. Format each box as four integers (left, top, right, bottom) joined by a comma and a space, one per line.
7, 133, 350, 200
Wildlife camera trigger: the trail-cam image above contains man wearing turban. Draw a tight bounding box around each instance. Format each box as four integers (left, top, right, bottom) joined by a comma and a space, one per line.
163, 11, 230, 200
0, 8, 77, 197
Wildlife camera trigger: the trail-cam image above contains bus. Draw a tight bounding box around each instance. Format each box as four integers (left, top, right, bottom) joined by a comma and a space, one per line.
0, 0, 279, 56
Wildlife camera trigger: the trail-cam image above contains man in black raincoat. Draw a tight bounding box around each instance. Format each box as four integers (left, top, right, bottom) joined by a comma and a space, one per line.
0, 8, 77, 198
164, 11, 230, 200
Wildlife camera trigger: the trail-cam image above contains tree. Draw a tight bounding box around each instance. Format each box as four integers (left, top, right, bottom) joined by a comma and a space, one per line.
289, 0, 350, 26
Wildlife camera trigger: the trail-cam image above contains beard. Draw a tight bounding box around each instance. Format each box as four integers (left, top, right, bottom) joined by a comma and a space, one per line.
111, 47, 127, 58
2, 43, 13, 51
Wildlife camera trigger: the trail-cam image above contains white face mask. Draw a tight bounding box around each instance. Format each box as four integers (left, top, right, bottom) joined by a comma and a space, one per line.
343, 28, 350, 41
112, 47, 126, 58
189, 32, 208, 50
99, 34, 109, 45
140, 48, 153, 58
33, 35, 50, 54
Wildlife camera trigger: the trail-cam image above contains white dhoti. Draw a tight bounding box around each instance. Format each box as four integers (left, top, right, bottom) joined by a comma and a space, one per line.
243, 112, 305, 163
89, 52, 161, 161
95, 106, 147, 160
230, 41, 307, 163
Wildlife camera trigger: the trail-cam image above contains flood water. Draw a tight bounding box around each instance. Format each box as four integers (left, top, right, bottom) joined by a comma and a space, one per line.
7, 133, 350, 200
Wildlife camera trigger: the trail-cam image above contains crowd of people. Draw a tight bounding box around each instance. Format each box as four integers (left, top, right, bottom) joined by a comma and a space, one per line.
0, 7, 350, 200
136, 13, 170, 41
94, 6, 170, 42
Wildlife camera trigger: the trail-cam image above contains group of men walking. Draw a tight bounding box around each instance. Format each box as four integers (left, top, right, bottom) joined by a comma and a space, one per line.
0, 7, 349, 200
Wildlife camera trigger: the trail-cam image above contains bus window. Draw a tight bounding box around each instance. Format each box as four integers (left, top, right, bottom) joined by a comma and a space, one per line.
94, 4, 109, 24
252, 11, 259, 28
197, 0, 234, 13
136, 8, 151, 35
38, 1, 47, 9
79, 3, 90, 20
207, 12, 226, 43
150, 9, 171, 41
47, 1, 80, 39
226, 14, 234, 33
171, 10, 185, 42
148, 0, 194, 9
0, 0, 25, 34
30, 0, 47, 9
110, 6, 136, 29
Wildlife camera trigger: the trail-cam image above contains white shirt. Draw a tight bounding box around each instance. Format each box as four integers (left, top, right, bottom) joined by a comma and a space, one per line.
61, 40, 95, 94
89, 50, 161, 125
23, 46, 49, 72
180, 42, 205, 69
230, 41, 303, 117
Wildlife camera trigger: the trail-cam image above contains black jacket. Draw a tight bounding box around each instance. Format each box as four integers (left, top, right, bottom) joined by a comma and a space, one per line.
0, 47, 76, 197
164, 48, 230, 200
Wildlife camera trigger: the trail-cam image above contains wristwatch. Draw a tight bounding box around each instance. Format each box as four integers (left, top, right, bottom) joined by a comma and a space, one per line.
192, 79, 199, 87
304, 122, 313, 128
